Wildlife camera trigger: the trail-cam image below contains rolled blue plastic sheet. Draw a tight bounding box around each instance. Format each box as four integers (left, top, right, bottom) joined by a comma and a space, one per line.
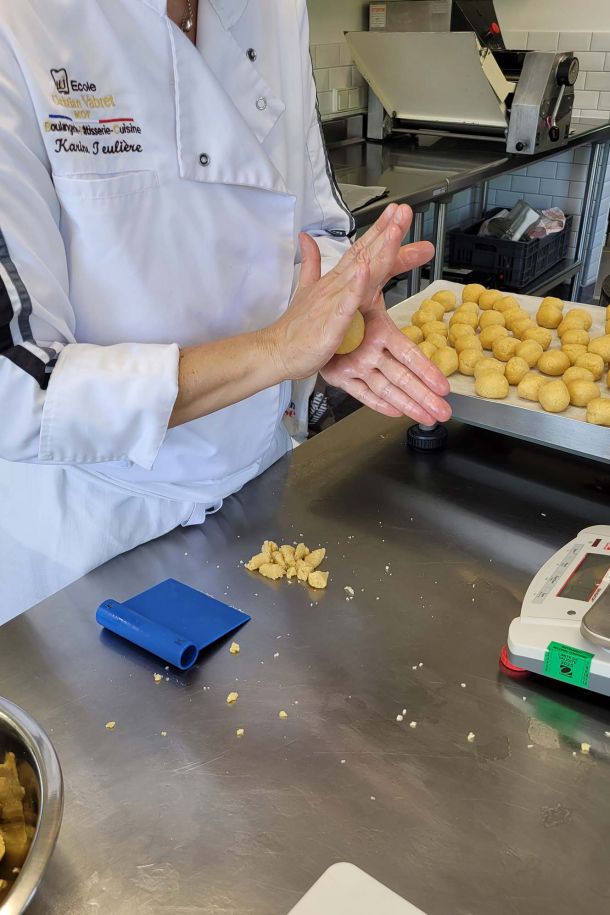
96, 599, 199, 670
96, 579, 251, 670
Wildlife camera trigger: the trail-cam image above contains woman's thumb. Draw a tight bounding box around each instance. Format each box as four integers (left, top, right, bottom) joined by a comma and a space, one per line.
298, 232, 322, 286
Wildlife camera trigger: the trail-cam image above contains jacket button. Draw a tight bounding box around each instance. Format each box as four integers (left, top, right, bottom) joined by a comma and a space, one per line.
246, 48, 257, 61
256, 97, 267, 111
199, 153, 210, 166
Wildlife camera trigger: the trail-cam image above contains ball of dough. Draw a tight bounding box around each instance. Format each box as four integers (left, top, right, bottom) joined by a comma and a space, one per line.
538, 350, 571, 376
474, 357, 506, 378
431, 346, 458, 377
494, 295, 520, 313
432, 290, 457, 312
558, 314, 588, 337
567, 379, 600, 407
421, 320, 448, 339
607, 303, 610, 321
516, 339, 544, 368
413, 308, 440, 328
606, 319, 610, 336
478, 289, 503, 310
561, 343, 587, 365
419, 340, 437, 359
455, 334, 482, 354
505, 309, 529, 332
565, 307, 593, 331
419, 299, 446, 321
426, 332, 448, 349
512, 318, 536, 340
479, 310, 505, 330
536, 301, 563, 329
586, 397, 610, 426
458, 348, 483, 376
462, 283, 486, 304
561, 329, 590, 346
563, 365, 595, 384
523, 327, 552, 350
588, 335, 610, 363
607, 369, 610, 388
450, 309, 478, 328
448, 323, 476, 346
540, 296, 564, 312
505, 356, 530, 386
480, 325, 508, 350
575, 352, 604, 381
401, 325, 423, 344
539, 379, 570, 413
336, 311, 365, 354
492, 336, 519, 362
475, 372, 509, 399
456, 300, 479, 314
517, 372, 549, 402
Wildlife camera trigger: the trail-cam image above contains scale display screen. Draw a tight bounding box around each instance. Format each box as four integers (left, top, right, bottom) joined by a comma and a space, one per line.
557, 552, 610, 602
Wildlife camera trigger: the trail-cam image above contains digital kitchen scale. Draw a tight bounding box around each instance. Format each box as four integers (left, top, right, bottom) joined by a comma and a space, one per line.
505, 526, 610, 697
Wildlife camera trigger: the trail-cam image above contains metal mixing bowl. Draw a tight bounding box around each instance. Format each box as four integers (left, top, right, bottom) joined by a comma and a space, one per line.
0, 698, 63, 914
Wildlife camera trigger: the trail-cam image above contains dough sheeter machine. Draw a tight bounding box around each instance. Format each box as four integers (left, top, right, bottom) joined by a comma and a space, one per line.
347, 1, 580, 155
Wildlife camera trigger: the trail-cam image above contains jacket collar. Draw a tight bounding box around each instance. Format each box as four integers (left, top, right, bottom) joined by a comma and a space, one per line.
138, 0, 248, 30
207, 0, 249, 30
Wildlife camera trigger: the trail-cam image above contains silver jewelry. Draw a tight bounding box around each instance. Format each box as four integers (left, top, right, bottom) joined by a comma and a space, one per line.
180, 0, 194, 32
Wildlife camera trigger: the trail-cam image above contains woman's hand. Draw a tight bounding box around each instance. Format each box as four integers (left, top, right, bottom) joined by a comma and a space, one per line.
321, 294, 451, 424
265, 202, 452, 425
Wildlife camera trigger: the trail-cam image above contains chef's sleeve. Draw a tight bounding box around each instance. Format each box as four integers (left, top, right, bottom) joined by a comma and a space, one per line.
297, 0, 355, 275
0, 34, 178, 469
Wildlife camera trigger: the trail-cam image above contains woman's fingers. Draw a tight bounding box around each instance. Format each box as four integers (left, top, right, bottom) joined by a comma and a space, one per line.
376, 351, 452, 422
384, 327, 451, 399
336, 375, 403, 418
365, 368, 440, 424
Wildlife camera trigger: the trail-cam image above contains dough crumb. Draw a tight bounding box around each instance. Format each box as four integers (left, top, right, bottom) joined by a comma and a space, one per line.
153, 672, 163, 682
370, 796, 376, 801
308, 570, 329, 589
396, 714, 404, 722
344, 586, 354, 598
105, 721, 116, 730
581, 742, 591, 754
229, 641, 240, 655
409, 721, 417, 729
467, 731, 475, 742
460, 683, 466, 688
160, 731, 167, 737
278, 710, 288, 720
236, 728, 245, 738
259, 563, 285, 580
340, 759, 346, 764
226, 691, 239, 704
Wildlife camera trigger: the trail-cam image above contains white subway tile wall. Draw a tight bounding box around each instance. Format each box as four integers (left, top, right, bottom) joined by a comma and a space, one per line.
311, 30, 610, 287
311, 43, 367, 116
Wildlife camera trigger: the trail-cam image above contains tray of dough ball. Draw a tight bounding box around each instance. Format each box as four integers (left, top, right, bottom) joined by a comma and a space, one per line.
388, 281, 610, 464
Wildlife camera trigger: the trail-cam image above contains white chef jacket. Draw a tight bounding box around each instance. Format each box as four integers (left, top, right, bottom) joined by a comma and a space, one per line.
0, 0, 353, 617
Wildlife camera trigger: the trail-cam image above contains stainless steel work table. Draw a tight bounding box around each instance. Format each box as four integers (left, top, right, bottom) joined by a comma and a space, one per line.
2, 411, 610, 914
330, 119, 610, 298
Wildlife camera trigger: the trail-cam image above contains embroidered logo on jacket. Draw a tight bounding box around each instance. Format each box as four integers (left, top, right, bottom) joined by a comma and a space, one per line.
50, 68, 69, 94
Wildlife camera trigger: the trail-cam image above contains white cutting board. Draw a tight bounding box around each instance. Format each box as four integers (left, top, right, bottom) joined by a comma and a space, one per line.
287, 863, 427, 914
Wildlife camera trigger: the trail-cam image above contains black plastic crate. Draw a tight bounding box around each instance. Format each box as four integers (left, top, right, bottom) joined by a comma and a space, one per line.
448, 209, 573, 289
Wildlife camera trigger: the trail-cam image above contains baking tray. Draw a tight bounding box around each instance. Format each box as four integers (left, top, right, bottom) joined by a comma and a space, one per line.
388, 281, 610, 465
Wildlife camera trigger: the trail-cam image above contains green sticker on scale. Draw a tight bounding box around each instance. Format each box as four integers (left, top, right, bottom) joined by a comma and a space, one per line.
543, 641, 593, 688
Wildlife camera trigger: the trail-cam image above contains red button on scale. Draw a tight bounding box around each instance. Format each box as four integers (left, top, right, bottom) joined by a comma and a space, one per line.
490, 22, 501, 35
